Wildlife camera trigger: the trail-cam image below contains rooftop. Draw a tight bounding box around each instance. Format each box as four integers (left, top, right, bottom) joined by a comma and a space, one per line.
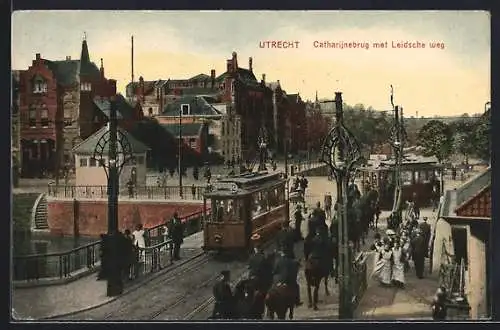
160, 123, 204, 137
162, 95, 223, 116
72, 125, 150, 155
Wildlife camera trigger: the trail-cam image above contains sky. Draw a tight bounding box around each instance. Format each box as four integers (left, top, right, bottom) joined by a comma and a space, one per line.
12, 10, 490, 117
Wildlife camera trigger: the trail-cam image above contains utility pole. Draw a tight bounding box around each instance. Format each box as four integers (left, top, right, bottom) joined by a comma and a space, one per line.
179, 104, 187, 198
284, 140, 289, 223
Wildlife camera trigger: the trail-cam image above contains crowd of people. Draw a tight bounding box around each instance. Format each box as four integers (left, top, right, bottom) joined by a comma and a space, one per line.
97, 212, 186, 282
371, 210, 432, 288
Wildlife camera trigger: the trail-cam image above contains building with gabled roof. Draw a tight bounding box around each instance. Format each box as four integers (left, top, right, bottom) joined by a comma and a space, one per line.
18, 36, 117, 178
72, 125, 150, 187
432, 167, 491, 319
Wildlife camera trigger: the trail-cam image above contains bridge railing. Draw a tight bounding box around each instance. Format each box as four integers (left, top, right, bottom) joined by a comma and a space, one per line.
13, 211, 206, 283
13, 240, 101, 282
47, 184, 207, 200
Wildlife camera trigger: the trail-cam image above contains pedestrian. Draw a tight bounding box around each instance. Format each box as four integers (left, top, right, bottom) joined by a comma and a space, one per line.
378, 243, 394, 286
324, 194, 332, 220
132, 224, 146, 262
168, 212, 185, 260
412, 192, 420, 219
123, 229, 136, 280
431, 286, 448, 320
277, 221, 295, 259
211, 270, 234, 319
451, 166, 457, 181
191, 184, 196, 199
391, 240, 406, 288
127, 179, 135, 198
293, 205, 304, 241
419, 217, 432, 258
411, 231, 426, 279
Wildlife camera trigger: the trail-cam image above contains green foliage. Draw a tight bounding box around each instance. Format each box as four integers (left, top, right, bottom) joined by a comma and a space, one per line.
448, 113, 490, 162
473, 113, 491, 161
417, 120, 453, 162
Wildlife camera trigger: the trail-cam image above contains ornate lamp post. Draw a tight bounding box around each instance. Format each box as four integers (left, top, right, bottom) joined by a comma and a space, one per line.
388, 86, 406, 225
320, 91, 361, 319
257, 126, 268, 172
92, 97, 135, 297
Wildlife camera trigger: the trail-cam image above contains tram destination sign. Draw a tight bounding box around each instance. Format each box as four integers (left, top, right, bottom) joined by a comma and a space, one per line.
212, 182, 238, 192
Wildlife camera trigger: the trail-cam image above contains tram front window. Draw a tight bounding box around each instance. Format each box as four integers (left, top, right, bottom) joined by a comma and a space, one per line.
211, 198, 240, 222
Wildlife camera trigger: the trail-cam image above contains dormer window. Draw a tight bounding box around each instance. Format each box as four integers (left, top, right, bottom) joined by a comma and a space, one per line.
80, 82, 92, 92
32, 75, 47, 94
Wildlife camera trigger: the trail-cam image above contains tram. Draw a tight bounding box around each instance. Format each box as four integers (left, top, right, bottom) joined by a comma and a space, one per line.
358, 155, 442, 210
202, 171, 287, 254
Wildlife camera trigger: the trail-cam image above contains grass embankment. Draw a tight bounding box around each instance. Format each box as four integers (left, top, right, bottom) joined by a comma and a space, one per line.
12, 193, 39, 233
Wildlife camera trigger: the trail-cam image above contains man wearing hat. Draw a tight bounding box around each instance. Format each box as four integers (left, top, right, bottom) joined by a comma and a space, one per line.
411, 231, 426, 279
277, 221, 295, 259
272, 249, 303, 307
211, 270, 234, 319
293, 205, 304, 241
419, 217, 431, 258
248, 234, 268, 290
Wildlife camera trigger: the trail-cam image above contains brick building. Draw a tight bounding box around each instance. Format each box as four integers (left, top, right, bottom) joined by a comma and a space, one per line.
18, 37, 117, 178
12, 71, 22, 172
157, 95, 241, 163
126, 73, 219, 117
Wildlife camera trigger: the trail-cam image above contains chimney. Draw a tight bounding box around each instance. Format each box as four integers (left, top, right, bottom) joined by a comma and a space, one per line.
334, 92, 343, 124
262, 74, 266, 83
66, 56, 71, 61
36, 53, 41, 60
232, 51, 238, 70
211, 69, 216, 89
100, 58, 105, 77
226, 60, 232, 73
139, 76, 145, 95
249, 57, 253, 72
277, 80, 280, 87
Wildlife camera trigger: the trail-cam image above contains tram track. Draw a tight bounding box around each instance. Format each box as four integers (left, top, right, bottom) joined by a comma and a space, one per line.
101, 253, 212, 320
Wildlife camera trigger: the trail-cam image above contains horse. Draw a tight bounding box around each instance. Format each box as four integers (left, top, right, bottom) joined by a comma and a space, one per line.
233, 278, 265, 319
304, 255, 330, 310
265, 283, 296, 320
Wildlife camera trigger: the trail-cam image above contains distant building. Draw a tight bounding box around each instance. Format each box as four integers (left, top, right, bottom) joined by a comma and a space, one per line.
432, 167, 491, 319
72, 125, 150, 187
157, 95, 240, 161
18, 37, 116, 178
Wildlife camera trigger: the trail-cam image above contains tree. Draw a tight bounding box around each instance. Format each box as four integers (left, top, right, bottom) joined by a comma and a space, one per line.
449, 118, 477, 164
473, 111, 491, 162
417, 120, 453, 163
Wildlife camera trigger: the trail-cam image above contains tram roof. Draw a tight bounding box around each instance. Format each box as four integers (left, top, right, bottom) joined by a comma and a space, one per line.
203, 171, 285, 198
358, 155, 441, 171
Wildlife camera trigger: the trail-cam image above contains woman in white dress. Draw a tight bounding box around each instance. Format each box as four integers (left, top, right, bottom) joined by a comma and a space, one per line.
391, 240, 406, 288
378, 244, 394, 286
132, 224, 146, 261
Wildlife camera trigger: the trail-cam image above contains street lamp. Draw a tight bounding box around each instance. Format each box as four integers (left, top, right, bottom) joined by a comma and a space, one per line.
257, 126, 268, 172
485, 101, 491, 113
92, 97, 135, 297
179, 104, 189, 198
320, 91, 361, 319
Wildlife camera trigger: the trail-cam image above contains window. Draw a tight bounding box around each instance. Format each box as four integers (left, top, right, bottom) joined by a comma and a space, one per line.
64, 118, 72, 127
29, 106, 37, 127
402, 171, 413, 186
80, 82, 92, 92
32, 77, 47, 94
189, 138, 197, 149
79, 157, 88, 167
40, 107, 49, 127
136, 156, 145, 165
89, 157, 97, 167
181, 104, 190, 116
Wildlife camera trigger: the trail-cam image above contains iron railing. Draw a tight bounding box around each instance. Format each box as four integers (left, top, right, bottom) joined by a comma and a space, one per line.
351, 252, 368, 309
47, 184, 208, 200
13, 210, 208, 283
13, 240, 101, 281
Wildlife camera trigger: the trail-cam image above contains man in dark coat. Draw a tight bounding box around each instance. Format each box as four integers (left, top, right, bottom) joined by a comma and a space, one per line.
168, 212, 184, 260
248, 234, 268, 291
411, 231, 426, 278
212, 270, 234, 319
272, 251, 302, 306
419, 217, 432, 257
277, 221, 295, 259
293, 205, 304, 241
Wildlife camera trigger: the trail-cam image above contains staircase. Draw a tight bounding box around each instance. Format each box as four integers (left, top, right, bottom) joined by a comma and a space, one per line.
31, 193, 49, 231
